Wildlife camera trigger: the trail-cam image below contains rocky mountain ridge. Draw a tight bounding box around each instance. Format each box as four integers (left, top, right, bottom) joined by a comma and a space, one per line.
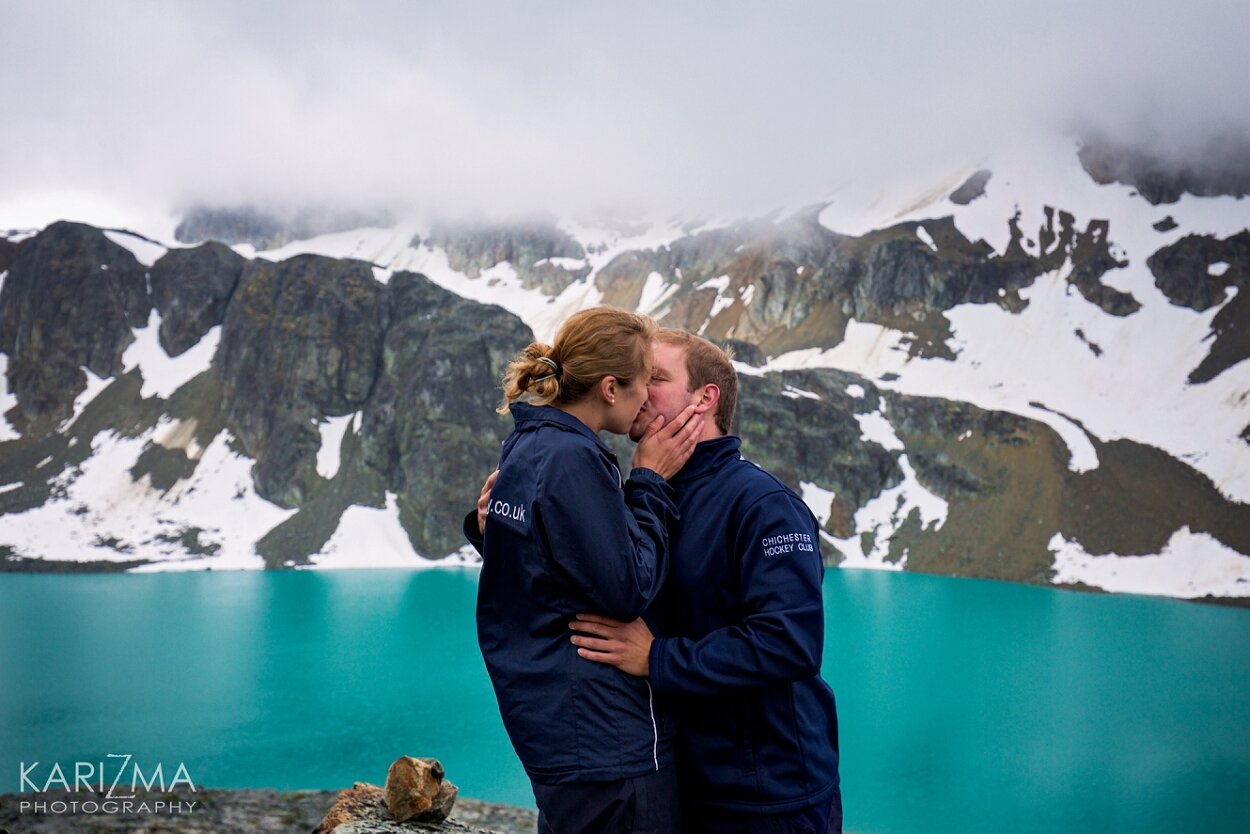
1, 138, 1247, 601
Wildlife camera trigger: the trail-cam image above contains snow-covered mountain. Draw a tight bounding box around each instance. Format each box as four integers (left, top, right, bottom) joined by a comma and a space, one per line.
1, 135, 1246, 602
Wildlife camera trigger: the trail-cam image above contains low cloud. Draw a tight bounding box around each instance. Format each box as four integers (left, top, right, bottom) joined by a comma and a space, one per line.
3, 0, 1248, 229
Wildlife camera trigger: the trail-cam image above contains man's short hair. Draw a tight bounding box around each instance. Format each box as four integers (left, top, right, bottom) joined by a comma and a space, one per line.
655, 328, 738, 434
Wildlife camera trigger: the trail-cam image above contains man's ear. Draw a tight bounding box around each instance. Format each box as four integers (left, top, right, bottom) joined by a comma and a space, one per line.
694, 383, 720, 415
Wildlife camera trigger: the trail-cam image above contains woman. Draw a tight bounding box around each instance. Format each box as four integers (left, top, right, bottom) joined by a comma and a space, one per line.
464, 307, 702, 834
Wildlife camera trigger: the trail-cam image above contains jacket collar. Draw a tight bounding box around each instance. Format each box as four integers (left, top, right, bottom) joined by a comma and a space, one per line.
508, 402, 613, 455
672, 435, 742, 485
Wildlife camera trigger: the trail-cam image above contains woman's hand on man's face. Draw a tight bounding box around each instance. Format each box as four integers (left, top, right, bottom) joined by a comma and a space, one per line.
631, 403, 703, 480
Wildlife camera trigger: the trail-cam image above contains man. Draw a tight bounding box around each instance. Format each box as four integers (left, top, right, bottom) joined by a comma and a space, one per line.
568, 329, 842, 834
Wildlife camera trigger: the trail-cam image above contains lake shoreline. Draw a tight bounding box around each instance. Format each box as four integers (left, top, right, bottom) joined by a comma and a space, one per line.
0, 786, 538, 833
5, 555, 1250, 608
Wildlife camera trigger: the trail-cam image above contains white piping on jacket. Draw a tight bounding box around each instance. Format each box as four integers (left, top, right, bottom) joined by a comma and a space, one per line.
646, 680, 659, 770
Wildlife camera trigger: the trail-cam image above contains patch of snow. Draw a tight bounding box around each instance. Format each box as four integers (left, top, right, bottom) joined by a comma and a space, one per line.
398, 237, 603, 344
1208, 261, 1230, 277
915, 225, 938, 252
1050, 528, 1250, 599
845, 384, 865, 399
104, 230, 167, 267
800, 481, 836, 527
309, 492, 438, 569
855, 408, 905, 451
0, 352, 20, 441
695, 274, 735, 331
316, 413, 356, 480
251, 224, 406, 265
3, 427, 291, 571
638, 271, 678, 314
835, 452, 949, 572
121, 312, 218, 399
781, 385, 821, 400
740, 284, 756, 306
153, 417, 203, 460
534, 256, 588, 270
697, 274, 731, 292
731, 360, 766, 377
64, 368, 113, 431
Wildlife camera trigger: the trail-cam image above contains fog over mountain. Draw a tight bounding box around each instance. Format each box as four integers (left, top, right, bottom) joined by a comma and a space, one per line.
3, 0, 1249, 229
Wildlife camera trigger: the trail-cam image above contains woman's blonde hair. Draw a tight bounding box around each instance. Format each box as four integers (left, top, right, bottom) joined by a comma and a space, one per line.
499, 306, 656, 413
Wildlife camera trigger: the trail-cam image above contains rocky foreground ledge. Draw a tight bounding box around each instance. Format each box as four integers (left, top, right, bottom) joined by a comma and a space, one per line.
0, 786, 537, 834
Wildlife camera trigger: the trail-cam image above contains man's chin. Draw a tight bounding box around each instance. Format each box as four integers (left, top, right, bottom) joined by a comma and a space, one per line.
627, 424, 646, 443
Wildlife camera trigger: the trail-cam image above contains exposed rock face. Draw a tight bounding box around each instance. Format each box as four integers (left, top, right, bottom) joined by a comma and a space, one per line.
719, 337, 765, 366
0, 219, 538, 566
0, 221, 150, 422
0, 237, 16, 273
1035, 208, 1136, 316
950, 169, 992, 204
2, 205, 1246, 594
880, 392, 1074, 582
216, 254, 389, 507
872, 393, 1250, 584
359, 273, 528, 557
175, 205, 396, 250
737, 369, 902, 543
149, 241, 246, 356
385, 756, 456, 824
1190, 289, 1250, 384
596, 207, 1129, 359
1078, 132, 1250, 204
1147, 231, 1250, 383
426, 219, 589, 294
1147, 231, 1249, 311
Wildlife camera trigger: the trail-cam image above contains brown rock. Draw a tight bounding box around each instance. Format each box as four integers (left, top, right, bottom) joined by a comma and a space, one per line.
386, 756, 458, 824
313, 782, 389, 834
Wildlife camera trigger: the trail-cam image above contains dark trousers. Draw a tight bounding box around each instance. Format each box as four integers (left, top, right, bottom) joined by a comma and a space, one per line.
682, 784, 842, 834
532, 766, 682, 834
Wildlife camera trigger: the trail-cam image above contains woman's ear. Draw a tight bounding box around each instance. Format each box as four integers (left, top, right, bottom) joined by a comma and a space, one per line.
600, 376, 618, 404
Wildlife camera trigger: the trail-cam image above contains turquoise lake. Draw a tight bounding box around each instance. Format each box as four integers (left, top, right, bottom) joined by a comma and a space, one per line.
2, 568, 1248, 832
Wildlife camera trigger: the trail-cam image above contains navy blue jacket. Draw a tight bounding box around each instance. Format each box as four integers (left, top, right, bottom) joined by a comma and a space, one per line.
649, 435, 840, 815
464, 403, 679, 785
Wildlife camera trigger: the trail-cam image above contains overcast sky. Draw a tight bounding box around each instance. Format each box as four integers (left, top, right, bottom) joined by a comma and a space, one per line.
3, 0, 1249, 229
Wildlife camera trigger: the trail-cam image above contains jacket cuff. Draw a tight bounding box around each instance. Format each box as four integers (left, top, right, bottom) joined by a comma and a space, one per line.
628, 467, 670, 488
462, 509, 484, 555
648, 637, 671, 692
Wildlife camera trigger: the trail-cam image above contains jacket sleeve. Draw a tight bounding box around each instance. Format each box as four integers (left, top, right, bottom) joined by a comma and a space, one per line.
462, 509, 484, 556
648, 491, 825, 695
534, 443, 678, 622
